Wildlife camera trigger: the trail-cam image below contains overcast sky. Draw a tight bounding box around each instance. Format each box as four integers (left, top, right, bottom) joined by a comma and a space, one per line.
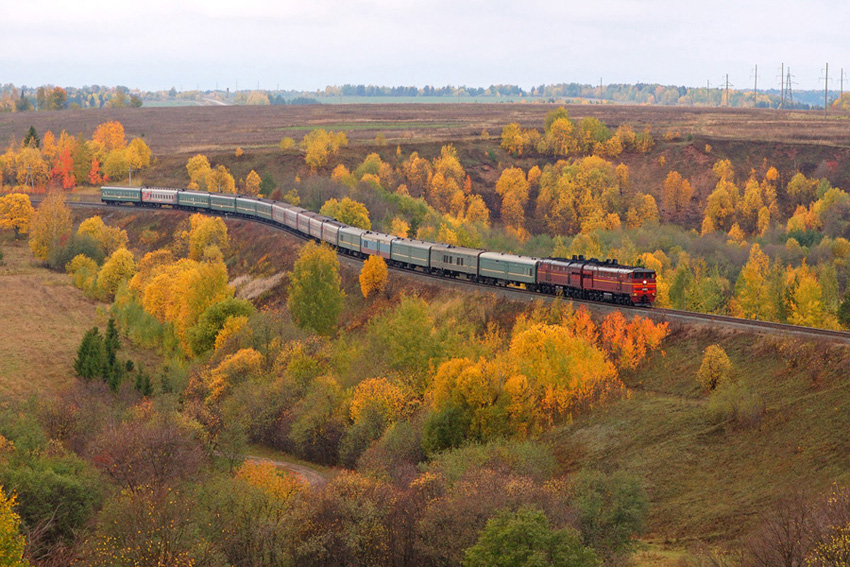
2, 0, 848, 93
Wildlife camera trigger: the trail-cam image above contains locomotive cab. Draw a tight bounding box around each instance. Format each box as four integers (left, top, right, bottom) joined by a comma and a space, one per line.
630, 270, 657, 306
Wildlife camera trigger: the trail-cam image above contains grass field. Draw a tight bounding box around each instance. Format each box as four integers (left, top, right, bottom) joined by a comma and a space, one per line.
553, 326, 850, 544
0, 238, 162, 399
0, 241, 101, 397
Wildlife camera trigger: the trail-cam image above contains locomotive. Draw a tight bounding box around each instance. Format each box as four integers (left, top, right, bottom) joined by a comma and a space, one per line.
101, 186, 657, 307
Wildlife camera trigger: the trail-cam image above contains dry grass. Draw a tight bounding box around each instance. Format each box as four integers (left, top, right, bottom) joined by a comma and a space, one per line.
0, 241, 102, 398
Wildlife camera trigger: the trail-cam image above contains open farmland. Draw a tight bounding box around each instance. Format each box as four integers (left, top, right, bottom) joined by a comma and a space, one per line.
2, 104, 850, 157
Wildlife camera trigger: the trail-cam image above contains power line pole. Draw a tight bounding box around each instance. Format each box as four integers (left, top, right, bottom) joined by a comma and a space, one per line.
724, 74, 731, 107
752, 64, 758, 106
824, 62, 829, 116
786, 67, 794, 106
780, 62, 785, 108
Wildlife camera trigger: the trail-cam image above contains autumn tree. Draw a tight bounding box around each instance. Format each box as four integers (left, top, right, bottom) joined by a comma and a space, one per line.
360, 255, 388, 298
661, 170, 693, 220
97, 248, 136, 299
244, 169, 261, 196
184, 213, 229, 260
301, 129, 348, 172
77, 215, 128, 255
786, 262, 839, 329
15, 147, 49, 188
399, 151, 432, 197
320, 197, 371, 229
496, 167, 530, 230
287, 241, 345, 335
697, 344, 733, 391
142, 257, 234, 353
186, 154, 211, 189
126, 138, 152, 170
730, 244, 773, 320
91, 120, 126, 155
29, 192, 72, 260
0, 485, 29, 567
0, 193, 34, 238
205, 164, 236, 193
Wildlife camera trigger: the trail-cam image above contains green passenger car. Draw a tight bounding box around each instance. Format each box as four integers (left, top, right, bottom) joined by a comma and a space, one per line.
178, 191, 211, 209
210, 193, 236, 213
478, 252, 538, 285
101, 186, 141, 203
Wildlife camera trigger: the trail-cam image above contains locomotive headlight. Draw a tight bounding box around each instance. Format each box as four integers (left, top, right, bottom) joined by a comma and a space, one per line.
643, 280, 647, 284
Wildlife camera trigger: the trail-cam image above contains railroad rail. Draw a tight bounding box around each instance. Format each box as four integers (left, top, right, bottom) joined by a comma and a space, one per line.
50, 196, 850, 345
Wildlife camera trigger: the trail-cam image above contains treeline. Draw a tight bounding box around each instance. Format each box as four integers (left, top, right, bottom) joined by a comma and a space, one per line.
0, 84, 142, 112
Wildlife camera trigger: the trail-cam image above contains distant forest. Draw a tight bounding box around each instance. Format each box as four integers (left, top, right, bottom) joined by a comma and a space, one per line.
3, 81, 850, 111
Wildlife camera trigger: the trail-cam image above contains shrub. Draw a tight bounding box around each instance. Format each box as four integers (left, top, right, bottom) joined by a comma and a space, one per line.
698, 344, 733, 391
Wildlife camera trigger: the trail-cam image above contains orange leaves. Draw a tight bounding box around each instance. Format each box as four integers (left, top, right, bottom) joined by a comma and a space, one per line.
0, 192, 34, 237
204, 348, 263, 402
598, 311, 669, 371
92, 120, 126, 154
244, 169, 261, 196
496, 167, 530, 230
359, 255, 388, 298
234, 459, 305, 501
350, 377, 407, 425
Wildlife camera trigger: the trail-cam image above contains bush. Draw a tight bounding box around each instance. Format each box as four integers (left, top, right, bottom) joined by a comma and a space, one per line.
463, 506, 599, 567
705, 380, 764, 429
698, 344, 733, 391
572, 470, 648, 556
47, 233, 104, 271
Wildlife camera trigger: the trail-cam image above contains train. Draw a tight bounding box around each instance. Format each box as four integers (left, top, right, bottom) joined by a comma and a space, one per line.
101, 185, 658, 307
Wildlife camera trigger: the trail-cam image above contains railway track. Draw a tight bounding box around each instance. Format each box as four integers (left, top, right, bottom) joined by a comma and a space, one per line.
55, 197, 850, 345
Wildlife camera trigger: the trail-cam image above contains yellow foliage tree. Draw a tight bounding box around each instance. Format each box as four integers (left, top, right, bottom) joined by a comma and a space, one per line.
389, 217, 410, 238
359, 255, 388, 298
509, 322, 618, 424
0, 485, 28, 567
320, 197, 371, 229
234, 459, 304, 501
786, 262, 839, 329
126, 138, 152, 170
67, 254, 99, 296
29, 192, 72, 260
244, 170, 261, 196
185, 213, 229, 261
279, 137, 296, 150
97, 248, 136, 299
496, 167, 530, 230
697, 344, 732, 391
0, 193, 34, 238
301, 129, 348, 172
350, 377, 406, 425
214, 315, 250, 353
142, 257, 233, 353
661, 170, 693, 220
186, 154, 211, 189
730, 243, 773, 320
205, 164, 236, 193
204, 348, 263, 402
77, 215, 129, 255
14, 147, 49, 188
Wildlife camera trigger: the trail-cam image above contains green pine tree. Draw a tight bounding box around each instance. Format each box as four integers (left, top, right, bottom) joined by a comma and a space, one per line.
74, 328, 104, 380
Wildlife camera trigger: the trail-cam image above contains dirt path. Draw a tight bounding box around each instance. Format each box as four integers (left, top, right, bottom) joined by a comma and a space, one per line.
243, 454, 332, 488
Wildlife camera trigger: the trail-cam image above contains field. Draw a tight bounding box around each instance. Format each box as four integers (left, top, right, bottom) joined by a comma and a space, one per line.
2, 103, 849, 157
0, 241, 101, 397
